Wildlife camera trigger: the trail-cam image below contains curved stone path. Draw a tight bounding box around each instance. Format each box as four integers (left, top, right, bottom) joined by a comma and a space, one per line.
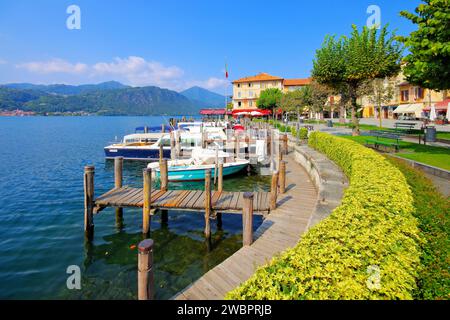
174, 153, 319, 300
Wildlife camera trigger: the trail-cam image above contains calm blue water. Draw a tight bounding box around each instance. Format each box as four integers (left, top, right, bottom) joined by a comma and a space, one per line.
0, 116, 267, 299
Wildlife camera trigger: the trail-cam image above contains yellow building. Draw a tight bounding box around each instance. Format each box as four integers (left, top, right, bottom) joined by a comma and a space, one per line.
361, 71, 446, 120
232, 72, 310, 110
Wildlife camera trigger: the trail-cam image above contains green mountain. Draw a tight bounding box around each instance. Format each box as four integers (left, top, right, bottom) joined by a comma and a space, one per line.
180, 86, 226, 108
0, 87, 48, 110
0, 85, 200, 115
3, 81, 129, 95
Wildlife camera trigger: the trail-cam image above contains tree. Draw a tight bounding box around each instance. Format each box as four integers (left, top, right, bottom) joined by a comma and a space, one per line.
365, 78, 396, 128
399, 0, 450, 91
257, 88, 282, 110
312, 25, 403, 135
300, 81, 334, 120
280, 90, 304, 113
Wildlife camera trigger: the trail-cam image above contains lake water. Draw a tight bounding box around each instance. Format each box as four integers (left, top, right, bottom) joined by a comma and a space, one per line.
0, 116, 268, 299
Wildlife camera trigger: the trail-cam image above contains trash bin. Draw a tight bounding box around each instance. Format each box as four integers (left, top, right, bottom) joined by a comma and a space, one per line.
327, 120, 333, 128
425, 126, 436, 142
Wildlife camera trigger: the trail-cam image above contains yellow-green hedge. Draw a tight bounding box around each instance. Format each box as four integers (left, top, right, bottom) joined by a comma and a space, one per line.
226, 132, 422, 299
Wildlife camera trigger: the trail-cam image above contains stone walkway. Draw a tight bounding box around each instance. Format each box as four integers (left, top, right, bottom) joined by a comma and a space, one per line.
174, 154, 318, 300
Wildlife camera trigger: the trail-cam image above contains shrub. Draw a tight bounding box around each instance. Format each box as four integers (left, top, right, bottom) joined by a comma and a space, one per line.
299, 127, 308, 139
226, 132, 421, 300
387, 156, 450, 300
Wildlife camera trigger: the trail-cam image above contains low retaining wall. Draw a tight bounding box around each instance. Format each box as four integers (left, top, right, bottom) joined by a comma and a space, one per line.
389, 154, 450, 180
293, 145, 348, 229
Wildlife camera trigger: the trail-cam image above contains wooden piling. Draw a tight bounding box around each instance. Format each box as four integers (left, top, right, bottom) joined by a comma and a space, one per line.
138, 239, 154, 300
160, 209, 168, 226
283, 134, 288, 155
234, 134, 239, 160
175, 131, 181, 158
270, 171, 278, 210
170, 131, 176, 160
242, 192, 254, 246
160, 159, 168, 192
114, 156, 123, 189
204, 169, 211, 238
113, 157, 124, 226
279, 160, 286, 194
84, 166, 95, 238
159, 143, 164, 163
217, 162, 223, 192
143, 168, 152, 234
278, 143, 283, 162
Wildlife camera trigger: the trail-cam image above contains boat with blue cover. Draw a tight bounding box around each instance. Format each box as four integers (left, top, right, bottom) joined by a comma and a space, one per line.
147, 148, 249, 182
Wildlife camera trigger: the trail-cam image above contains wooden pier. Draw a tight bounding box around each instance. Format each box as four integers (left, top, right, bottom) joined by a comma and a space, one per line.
83, 156, 280, 239
93, 187, 271, 214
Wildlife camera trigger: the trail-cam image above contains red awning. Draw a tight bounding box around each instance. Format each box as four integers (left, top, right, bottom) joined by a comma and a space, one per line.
423, 99, 450, 111
199, 109, 232, 115
232, 109, 271, 116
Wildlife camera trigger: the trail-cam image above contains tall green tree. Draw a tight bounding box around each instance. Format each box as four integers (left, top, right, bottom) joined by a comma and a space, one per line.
298, 81, 333, 120
257, 88, 282, 110
399, 0, 450, 90
365, 77, 396, 128
312, 25, 403, 135
280, 90, 304, 113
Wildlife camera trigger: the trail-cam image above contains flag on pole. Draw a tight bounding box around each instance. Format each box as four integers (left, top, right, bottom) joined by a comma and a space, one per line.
225, 62, 228, 79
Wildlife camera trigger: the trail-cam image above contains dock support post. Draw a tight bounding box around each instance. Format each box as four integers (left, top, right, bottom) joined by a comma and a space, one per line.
242, 192, 254, 246
143, 168, 152, 235
175, 131, 181, 158
160, 159, 168, 192
283, 134, 288, 155
234, 134, 239, 160
278, 143, 283, 162
159, 143, 164, 163
270, 171, 279, 210
160, 209, 168, 228
84, 166, 95, 239
170, 131, 176, 160
114, 157, 124, 224
279, 160, 286, 194
204, 169, 211, 239
217, 162, 223, 192
138, 239, 154, 300
114, 156, 123, 189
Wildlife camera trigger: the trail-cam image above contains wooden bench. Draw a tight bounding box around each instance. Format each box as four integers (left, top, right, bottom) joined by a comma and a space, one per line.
394, 122, 416, 133
365, 131, 401, 152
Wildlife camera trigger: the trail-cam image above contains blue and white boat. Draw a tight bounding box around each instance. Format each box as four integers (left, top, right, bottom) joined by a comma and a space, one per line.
105, 126, 228, 161
104, 132, 169, 160
147, 148, 249, 182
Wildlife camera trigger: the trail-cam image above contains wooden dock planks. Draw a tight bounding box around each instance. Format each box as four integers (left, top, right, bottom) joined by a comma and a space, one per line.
94, 187, 271, 213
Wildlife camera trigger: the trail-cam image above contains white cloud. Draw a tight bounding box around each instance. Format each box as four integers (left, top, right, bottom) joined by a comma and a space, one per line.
0, 59, 7, 65
92, 56, 184, 87
16, 58, 88, 74
13, 56, 226, 91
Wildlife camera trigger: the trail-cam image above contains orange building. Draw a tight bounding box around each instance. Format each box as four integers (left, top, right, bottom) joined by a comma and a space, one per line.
232, 72, 310, 110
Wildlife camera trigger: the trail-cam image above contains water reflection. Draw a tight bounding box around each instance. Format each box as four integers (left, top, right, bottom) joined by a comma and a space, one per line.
71, 209, 263, 299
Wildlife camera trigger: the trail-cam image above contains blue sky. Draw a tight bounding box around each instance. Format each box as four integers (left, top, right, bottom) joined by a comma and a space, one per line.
0, 0, 420, 93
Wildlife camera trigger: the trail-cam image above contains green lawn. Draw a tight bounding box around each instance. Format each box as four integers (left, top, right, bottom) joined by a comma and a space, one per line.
437, 132, 450, 141
343, 135, 450, 171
